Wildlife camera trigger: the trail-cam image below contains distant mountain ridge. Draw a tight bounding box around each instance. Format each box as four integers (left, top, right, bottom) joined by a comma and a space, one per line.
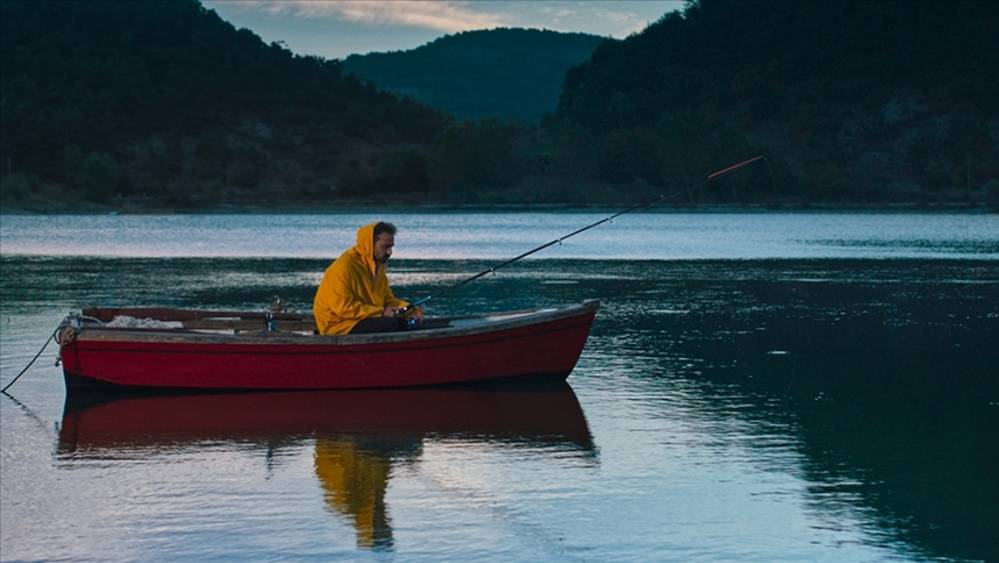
342, 28, 607, 123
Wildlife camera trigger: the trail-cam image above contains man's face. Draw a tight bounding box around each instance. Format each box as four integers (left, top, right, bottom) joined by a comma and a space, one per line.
373, 233, 394, 263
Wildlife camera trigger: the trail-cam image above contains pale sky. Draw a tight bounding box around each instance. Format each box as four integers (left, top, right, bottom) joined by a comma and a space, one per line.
203, 0, 685, 60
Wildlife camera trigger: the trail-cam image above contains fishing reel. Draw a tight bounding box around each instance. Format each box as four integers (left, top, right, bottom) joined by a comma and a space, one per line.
394, 305, 424, 330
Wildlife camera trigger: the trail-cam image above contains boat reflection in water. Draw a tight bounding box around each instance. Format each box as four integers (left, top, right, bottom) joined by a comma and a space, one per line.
57, 383, 595, 550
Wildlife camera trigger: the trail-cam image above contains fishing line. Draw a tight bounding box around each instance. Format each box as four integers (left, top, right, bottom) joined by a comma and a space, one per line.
400, 155, 766, 314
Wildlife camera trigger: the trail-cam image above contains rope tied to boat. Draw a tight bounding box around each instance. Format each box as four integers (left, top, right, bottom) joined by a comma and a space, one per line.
1, 328, 57, 395
55, 325, 77, 346
56, 315, 77, 344
2, 313, 88, 395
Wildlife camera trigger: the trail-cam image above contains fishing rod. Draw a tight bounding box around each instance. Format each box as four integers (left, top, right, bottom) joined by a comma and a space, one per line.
398, 155, 765, 315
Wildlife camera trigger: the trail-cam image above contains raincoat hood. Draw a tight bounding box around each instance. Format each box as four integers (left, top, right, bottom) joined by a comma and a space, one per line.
352, 223, 379, 277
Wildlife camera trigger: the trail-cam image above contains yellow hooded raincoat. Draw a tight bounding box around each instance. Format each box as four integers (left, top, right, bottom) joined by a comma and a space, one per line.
313, 223, 409, 335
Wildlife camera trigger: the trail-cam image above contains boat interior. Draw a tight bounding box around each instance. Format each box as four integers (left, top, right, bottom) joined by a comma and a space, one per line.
78, 306, 562, 336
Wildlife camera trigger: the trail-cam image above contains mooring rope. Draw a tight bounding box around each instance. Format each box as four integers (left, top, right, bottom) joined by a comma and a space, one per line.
1, 329, 58, 395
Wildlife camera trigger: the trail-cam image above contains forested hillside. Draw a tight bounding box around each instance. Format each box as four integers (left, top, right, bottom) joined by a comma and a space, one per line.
342, 28, 605, 123
547, 0, 999, 204
0, 0, 446, 209
2, 0, 996, 210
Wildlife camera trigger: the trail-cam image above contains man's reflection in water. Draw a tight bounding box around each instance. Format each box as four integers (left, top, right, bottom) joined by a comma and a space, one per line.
314, 437, 400, 550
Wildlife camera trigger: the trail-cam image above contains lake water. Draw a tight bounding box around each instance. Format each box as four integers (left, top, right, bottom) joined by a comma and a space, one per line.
2, 212, 998, 561
2, 212, 997, 259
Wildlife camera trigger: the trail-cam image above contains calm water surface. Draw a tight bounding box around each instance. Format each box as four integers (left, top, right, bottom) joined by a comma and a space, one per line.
1, 213, 997, 561
2, 211, 996, 259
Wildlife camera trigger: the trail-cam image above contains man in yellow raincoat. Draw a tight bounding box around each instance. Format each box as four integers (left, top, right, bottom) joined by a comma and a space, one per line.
313, 222, 423, 335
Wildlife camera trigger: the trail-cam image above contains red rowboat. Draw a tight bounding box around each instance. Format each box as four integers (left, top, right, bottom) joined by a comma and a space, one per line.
58, 300, 599, 392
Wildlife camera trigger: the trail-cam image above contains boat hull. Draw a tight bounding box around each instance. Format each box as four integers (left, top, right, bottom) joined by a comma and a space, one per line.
60, 302, 598, 392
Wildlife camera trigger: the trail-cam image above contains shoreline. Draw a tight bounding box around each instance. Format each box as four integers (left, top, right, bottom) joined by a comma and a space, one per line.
2, 201, 995, 215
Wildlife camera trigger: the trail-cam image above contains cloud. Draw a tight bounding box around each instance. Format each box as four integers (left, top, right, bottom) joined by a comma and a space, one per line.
226, 0, 509, 33
592, 9, 650, 36
525, 2, 678, 37
538, 6, 576, 20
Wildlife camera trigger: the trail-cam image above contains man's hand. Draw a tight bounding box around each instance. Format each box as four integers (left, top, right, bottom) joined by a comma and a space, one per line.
388, 306, 424, 321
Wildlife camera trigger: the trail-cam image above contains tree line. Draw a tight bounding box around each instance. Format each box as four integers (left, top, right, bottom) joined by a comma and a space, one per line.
1, 0, 445, 208
2, 0, 996, 210
549, 0, 999, 204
